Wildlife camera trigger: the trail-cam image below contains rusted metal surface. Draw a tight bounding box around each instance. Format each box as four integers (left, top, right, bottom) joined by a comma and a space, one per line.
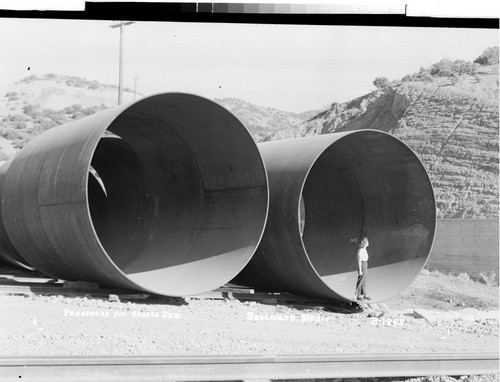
234, 131, 436, 302
0, 93, 268, 297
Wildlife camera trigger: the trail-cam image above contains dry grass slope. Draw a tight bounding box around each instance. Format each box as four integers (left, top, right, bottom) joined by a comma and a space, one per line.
0, 73, 138, 157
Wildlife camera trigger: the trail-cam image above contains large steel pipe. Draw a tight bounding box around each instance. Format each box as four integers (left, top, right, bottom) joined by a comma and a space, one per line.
234, 130, 436, 302
0, 159, 33, 270
0, 93, 268, 296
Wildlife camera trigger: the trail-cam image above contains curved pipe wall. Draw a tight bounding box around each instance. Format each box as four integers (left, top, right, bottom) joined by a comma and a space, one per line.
234, 130, 436, 302
0, 159, 33, 270
0, 93, 269, 297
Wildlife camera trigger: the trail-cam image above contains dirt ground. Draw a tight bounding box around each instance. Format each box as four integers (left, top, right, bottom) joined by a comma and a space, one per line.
0, 269, 498, 381
386, 270, 498, 311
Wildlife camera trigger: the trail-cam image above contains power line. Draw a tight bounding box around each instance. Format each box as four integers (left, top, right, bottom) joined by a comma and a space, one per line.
110, 21, 135, 105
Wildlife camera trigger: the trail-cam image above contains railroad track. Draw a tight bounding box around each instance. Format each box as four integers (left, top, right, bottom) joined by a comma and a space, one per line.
0, 352, 497, 381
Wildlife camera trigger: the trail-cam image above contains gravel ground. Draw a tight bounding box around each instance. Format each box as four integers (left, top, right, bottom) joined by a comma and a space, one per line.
0, 269, 498, 381
280, 376, 499, 382
0, 292, 498, 356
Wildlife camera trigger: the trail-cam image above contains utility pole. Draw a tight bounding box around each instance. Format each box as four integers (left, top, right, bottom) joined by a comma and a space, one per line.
133, 72, 139, 100
110, 21, 135, 105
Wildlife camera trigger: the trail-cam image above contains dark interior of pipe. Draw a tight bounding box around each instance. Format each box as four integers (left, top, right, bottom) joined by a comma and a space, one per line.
89, 137, 157, 271
301, 132, 435, 301
86, 96, 268, 296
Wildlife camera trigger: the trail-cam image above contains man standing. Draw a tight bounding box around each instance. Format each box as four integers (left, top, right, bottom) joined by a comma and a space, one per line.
355, 237, 372, 301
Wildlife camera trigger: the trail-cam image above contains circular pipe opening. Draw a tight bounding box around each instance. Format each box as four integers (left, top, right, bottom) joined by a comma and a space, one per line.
86, 94, 269, 296
301, 131, 435, 301
1, 93, 268, 297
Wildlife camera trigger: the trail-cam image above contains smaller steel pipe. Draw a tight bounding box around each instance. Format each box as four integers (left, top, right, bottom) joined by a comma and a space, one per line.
234, 130, 436, 302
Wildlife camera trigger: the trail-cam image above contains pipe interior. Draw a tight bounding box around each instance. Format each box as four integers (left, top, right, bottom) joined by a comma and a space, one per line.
301, 132, 435, 301
87, 95, 268, 296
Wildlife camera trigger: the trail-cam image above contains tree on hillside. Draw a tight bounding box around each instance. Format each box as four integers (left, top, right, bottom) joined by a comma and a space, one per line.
430, 58, 454, 76
449, 60, 478, 84
373, 76, 391, 92
451, 60, 478, 76
474, 46, 499, 65
417, 67, 433, 82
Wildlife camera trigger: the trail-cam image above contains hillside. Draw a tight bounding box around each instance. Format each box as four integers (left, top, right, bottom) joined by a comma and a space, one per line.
214, 97, 318, 142
0, 74, 138, 158
0, 75, 308, 158
0, 60, 498, 219
0, 73, 139, 115
271, 64, 499, 219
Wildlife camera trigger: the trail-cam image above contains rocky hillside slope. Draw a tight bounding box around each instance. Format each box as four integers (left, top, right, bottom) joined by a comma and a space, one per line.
271, 64, 499, 219
214, 97, 318, 142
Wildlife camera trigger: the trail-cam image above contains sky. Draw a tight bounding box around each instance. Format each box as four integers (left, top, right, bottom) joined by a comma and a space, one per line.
0, 17, 498, 113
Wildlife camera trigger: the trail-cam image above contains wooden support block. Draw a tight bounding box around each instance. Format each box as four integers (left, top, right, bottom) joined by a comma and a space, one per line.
118, 293, 150, 300
259, 298, 278, 305
0, 284, 130, 298
218, 286, 255, 294
220, 283, 255, 294
63, 280, 100, 290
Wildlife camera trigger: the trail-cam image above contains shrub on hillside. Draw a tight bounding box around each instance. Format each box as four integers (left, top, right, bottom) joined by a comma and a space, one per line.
430, 58, 476, 77
3, 129, 25, 141
82, 105, 106, 116
65, 76, 88, 88
474, 46, 499, 66
451, 60, 478, 76
373, 76, 391, 91
63, 104, 82, 113
23, 104, 41, 118
33, 118, 56, 132
402, 68, 435, 83
14, 121, 27, 129
18, 74, 38, 84
88, 82, 100, 90
5, 114, 30, 124
40, 109, 67, 125
13, 139, 27, 149
402, 58, 478, 82
0, 102, 112, 149
410, 67, 434, 82
430, 58, 454, 77
420, 67, 434, 81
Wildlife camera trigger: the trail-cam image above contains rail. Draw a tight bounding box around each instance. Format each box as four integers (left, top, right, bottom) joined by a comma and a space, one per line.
0, 352, 497, 381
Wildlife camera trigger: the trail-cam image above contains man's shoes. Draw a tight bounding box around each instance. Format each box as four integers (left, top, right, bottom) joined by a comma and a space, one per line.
356, 295, 365, 301
364, 296, 372, 300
